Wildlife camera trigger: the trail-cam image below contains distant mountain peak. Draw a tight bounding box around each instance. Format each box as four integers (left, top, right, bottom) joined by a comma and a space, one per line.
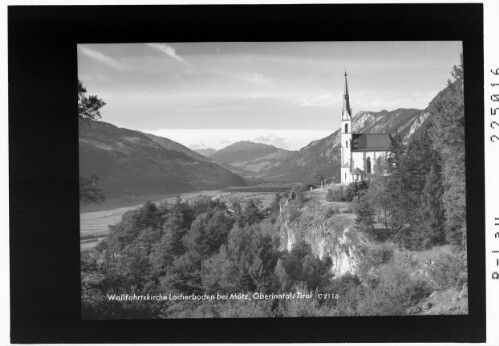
211, 140, 290, 171
260, 106, 426, 183
227, 140, 277, 149
194, 148, 216, 157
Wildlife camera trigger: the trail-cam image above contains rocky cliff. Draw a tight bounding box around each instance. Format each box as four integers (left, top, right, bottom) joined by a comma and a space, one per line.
279, 190, 370, 277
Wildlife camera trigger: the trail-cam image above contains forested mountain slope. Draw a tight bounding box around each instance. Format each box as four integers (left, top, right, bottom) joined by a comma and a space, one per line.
79, 121, 246, 198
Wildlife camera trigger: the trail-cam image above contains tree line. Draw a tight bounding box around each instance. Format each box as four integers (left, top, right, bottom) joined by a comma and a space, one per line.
352, 55, 466, 251
82, 191, 461, 318
81, 195, 338, 318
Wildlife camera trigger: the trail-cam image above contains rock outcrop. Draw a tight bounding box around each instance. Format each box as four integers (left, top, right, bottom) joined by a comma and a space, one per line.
279, 196, 369, 277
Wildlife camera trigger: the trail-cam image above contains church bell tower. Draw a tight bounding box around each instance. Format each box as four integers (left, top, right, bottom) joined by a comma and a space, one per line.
340, 70, 352, 184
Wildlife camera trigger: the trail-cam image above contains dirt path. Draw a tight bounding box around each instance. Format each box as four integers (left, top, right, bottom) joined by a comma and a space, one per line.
305, 187, 352, 211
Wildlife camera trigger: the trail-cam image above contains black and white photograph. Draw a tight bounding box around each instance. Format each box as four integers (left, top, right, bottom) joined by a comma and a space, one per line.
8, 1, 490, 343
78, 41, 468, 319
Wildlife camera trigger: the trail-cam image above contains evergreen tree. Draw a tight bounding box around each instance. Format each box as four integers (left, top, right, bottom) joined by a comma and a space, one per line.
354, 198, 376, 234
148, 234, 176, 277
428, 54, 466, 248
248, 232, 279, 292
418, 153, 446, 248
161, 215, 188, 259
78, 80, 106, 203
203, 245, 239, 293
399, 129, 435, 249
106, 202, 162, 252
186, 211, 234, 259
79, 175, 105, 204
403, 131, 433, 227
346, 181, 369, 202
78, 80, 106, 121
159, 197, 194, 258
160, 251, 203, 295
274, 258, 291, 291
385, 133, 409, 241
239, 199, 265, 227
364, 176, 391, 232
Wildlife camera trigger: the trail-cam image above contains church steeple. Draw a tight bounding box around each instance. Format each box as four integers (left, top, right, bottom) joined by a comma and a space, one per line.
342, 69, 351, 117
340, 70, 353, 184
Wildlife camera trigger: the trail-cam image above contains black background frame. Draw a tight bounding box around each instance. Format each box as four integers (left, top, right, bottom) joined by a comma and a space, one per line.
9, 4, 485, 343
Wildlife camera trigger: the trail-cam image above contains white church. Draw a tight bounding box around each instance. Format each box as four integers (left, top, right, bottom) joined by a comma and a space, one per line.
339, 71, 392, 184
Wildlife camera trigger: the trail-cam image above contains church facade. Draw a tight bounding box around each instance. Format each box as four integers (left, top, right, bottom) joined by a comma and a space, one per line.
339, 72, 392, 184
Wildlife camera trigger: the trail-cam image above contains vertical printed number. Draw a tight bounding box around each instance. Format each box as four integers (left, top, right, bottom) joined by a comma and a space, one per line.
492, 68, 499, 142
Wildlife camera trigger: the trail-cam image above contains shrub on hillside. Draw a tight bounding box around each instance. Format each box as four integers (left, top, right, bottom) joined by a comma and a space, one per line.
356, 267, 431, 316
356, 245, 394, 278
326, 187, 348, 202
427, 252, 467, 290
323, 206, 339, 219
288, 206, 302, 222
329, 273, 362, 297
366, 245, 394, 266
345, 181, 369, 202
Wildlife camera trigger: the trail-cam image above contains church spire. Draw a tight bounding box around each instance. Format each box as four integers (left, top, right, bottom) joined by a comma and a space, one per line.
342, 69, 351, 117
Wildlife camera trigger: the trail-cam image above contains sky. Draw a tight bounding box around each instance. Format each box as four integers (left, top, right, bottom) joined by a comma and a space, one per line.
77, 41, 462, 150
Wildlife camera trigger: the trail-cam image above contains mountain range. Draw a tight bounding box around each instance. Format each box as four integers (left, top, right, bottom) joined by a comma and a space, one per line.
80, 107, 431, 198
79, 121, 246, 198
194, 148, 216, 157
210, 141, 293, 177
194, 108, 427, 182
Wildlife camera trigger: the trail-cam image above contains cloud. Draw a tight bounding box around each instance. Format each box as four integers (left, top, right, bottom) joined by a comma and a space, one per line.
139, 128, 332, 151
297, 92, 335, 107
78, 46, 125, 70
236, 72, 270, 84
188, 142, 210, 150
147, 43, 192, 68
253, 133, 289, 149
212, 70, 271, 86
354, 89, 437, 111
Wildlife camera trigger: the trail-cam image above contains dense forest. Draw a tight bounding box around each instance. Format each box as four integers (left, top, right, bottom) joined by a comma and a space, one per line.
81, 57, 467, 319
350, 55, 466, 251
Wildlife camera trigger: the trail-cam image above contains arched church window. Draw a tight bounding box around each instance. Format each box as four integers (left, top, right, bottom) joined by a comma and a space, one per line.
346, 140, 348, 148
345, 123, 348, 133
367, 157, 371, 174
